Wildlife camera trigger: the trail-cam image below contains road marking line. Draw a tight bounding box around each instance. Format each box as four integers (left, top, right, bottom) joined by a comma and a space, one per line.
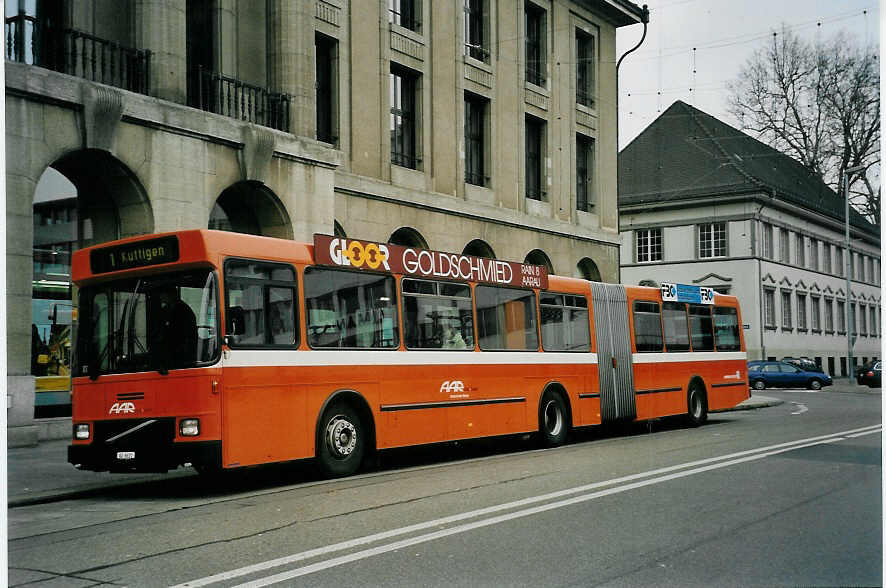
790, 402, 808, 415
174, 424, 881, 588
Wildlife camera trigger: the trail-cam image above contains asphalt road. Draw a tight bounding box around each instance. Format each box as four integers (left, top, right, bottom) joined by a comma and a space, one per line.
9, 387, 881, 587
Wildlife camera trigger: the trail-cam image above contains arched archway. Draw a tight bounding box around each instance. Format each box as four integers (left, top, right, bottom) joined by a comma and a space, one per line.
577, 257, 601, 282
463, 239, 495, 259
31, 150, 152, 417
51, 149, 153, 245
209, 181, 292, 239
389, 226, 429, 249
524, 249, 554, 274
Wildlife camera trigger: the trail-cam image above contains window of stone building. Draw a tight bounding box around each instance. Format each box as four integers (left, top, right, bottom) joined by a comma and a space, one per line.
186, 0, 216, 108
698, 222, 726, 258
465, 92, 488, 186
525, 2, 546, 86
796, 293, 807, 331
636, 228, 662, 263
835, 247, 844, 277
525, 115, 545, 201
576, 29, 595, 108
781, 290, 792, 330
762, 223, 773, 259
822, 242, 832, 274
390, 0, 421, 32
464, 0, 489, 63
779, 228, 790, 263
824, 298, 834, 333
837, 300, 846, 333
315, 33, 338, 145
809, 238, 818, 270
576, 134, 595, 212
795, 233, 805, 267
390, 66, 420, 169
811, 296, 821, 332
763, 288, 776, 328
859, 303, 867, 336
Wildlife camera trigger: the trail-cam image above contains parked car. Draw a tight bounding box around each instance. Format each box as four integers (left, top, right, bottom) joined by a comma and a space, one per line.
747, 360, 833, 391
855, 360, 879, 384
782, 357, 822, 373
857, 362, 881, 388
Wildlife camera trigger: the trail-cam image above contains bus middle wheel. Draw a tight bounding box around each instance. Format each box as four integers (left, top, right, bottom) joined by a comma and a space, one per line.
539, 391, 569, 447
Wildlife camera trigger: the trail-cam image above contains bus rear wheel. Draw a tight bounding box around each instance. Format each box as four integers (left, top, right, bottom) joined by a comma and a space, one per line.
686, 383, 708, 427
539, 391, 569, 447
317, 403, 365, 478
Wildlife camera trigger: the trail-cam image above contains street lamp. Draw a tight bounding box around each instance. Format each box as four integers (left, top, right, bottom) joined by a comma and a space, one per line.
843, 164, 865, 378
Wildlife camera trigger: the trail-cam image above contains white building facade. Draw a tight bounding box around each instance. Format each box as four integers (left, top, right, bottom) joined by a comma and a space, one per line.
618, 102, 881, 375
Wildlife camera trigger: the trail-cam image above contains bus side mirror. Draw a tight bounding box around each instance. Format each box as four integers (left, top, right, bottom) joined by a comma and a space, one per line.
227, 306, 245, 337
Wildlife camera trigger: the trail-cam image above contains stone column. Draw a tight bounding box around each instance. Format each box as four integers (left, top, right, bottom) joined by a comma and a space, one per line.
134, 0, 187, 104
429, 1, 458, 197
269, 1, 315, 139
6, 100, 40, 447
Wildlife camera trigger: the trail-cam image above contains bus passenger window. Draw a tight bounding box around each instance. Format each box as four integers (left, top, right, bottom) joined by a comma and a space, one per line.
304, 267, 399, 349
713, 306, 740, 351
402, 279, 473, 350
662, 302, 690, 352
476, 286, 538, 351
224, 260, 298, 348
540, 293, 590, 351
633, 301, 663, 352
689, 304, 714, 351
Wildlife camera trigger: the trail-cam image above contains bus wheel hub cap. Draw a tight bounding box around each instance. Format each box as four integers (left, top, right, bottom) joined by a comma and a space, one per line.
327, 418, 357, 457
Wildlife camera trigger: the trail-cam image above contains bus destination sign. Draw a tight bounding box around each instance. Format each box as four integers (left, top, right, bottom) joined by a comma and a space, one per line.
90, 236, 180, 274
314, 235, 548, 289
661, 282, 714, 305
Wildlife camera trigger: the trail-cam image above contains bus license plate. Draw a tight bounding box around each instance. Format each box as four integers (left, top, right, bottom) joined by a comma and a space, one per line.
116, 451, 136, 460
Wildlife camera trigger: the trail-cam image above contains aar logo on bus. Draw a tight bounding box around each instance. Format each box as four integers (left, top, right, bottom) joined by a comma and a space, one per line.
108, 402, 136, 415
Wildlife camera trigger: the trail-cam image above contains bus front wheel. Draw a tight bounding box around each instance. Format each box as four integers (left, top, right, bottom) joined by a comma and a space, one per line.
317, 403, 365, 477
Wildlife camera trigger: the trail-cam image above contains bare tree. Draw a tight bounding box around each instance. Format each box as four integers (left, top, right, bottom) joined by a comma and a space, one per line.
728, 28, 880, 224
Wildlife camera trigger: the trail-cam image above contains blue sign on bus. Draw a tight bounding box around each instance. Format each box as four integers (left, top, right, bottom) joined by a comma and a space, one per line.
660, 282, 714, 305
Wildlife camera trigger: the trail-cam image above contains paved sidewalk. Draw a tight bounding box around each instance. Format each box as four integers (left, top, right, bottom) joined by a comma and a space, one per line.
7, 394, 783, 507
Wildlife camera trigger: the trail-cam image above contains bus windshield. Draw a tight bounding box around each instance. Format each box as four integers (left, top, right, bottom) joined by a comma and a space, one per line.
75, 270, 219, 377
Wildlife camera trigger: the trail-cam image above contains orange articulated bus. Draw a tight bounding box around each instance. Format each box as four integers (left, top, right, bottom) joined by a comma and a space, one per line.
68, 230, 749, 476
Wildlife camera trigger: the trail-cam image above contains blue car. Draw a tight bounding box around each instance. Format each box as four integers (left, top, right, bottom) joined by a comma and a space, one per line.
747, 360, 833, 391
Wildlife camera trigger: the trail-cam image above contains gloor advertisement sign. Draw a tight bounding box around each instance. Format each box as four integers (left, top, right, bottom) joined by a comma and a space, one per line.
313, 235, 549, 289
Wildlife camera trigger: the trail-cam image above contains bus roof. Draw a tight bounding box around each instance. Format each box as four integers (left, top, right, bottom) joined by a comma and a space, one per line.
71, 230, 740, 306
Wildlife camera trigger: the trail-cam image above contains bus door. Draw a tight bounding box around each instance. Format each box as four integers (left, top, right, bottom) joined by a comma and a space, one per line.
590, 283, 636, 422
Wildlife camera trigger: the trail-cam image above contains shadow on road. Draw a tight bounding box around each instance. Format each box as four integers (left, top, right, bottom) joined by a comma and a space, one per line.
89, 414, 737, 502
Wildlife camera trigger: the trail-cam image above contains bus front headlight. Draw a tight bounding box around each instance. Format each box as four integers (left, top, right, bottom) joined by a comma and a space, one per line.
180, 419, 200, 437
74, 424, 90, 440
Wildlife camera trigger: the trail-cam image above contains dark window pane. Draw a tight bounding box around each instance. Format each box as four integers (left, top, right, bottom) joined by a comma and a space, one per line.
633, 300, 663, 352
662, 301, 690, 352
714, 306, 740, 351
305, 268, 399, 348
689, 304, 714, 351
476, 286, 538, 350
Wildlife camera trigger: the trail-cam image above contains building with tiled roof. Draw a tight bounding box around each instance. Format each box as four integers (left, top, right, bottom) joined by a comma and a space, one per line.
619, 101, 880, 374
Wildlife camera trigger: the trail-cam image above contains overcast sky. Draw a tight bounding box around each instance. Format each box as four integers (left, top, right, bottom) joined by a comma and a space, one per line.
615, 0, 879, 150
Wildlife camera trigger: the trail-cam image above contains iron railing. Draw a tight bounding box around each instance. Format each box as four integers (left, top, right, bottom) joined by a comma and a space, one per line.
5, 13, 150, 95
196, 66, 291, 132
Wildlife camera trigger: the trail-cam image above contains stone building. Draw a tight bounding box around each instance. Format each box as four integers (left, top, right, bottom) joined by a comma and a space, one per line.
5, 0, 646, 444
619, 101, 881, 372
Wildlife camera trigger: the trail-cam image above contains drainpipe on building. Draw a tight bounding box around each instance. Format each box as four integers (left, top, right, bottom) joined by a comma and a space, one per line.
615, 5, 649, 284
